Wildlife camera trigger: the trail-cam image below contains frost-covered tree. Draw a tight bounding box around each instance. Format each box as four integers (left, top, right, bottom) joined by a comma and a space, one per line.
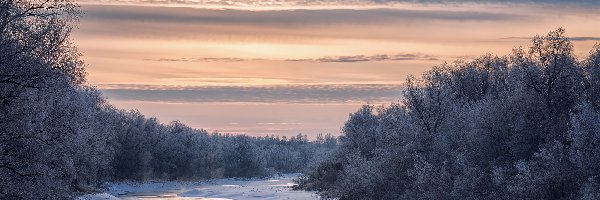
0, 1, 337, 198
0, 0, 101, 198
339, 105, 379, 159
298, 29, 600, 199
585, 44, 600, 110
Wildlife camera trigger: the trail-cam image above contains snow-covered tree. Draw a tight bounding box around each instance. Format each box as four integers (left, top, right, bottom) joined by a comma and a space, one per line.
298, 29, 600, 199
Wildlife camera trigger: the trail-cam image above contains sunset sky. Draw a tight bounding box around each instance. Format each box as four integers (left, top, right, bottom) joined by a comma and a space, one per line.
72, 0, 600, 137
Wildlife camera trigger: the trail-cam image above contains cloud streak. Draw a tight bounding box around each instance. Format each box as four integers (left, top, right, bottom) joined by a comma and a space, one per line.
80, 5, 525, 27
502, 37, 600, 41
80, 0, 600, 9
287, 53, 439, 62
100, 84, 404, 104
144, 53, 438, 63
75, 4, 535, 44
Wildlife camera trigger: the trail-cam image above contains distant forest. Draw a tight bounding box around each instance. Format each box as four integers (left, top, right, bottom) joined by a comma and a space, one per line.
297, 29, 600, 199
0, 0, 336, 199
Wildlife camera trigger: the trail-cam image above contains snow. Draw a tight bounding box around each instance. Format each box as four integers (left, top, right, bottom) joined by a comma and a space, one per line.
75, 193, 120, 200
77, 173, 318, 200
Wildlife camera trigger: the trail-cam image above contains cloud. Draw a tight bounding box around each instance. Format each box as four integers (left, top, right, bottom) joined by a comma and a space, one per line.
287, 53, 439, 62
80, 5, 523, 26
144, 53, 438, 63
80, 0, 600, 8
74, 4, 529, 44
501, 37, 600, 41
100, 84, 404, 104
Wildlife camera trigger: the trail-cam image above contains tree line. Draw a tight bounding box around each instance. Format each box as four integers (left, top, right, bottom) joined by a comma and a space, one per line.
0, 0, 336, 199
297, 28, 600, 199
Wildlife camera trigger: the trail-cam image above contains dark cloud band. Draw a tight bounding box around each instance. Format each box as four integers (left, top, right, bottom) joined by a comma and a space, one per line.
80, 5, 524, 25
287, 53, 438, 62
144, 53, 438, 63
80, 0, 600, 7
100, 84, 404, 103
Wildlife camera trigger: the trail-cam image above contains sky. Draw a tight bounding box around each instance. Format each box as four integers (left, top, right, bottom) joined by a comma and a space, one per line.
72, 0, 600, 138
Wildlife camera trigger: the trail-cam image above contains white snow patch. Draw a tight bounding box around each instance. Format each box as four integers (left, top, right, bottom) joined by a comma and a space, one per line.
221, 184, 240, 187
75, 193, 119, 200
272, 182, 298, 187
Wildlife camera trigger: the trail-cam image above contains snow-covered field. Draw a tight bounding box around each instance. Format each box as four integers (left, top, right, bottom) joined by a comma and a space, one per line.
77, 174, 319, 200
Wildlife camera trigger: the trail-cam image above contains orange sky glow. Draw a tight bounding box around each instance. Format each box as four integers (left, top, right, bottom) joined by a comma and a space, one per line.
72, 1, 600, 137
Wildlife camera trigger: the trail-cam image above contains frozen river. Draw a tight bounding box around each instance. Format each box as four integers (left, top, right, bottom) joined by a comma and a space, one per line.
78, 174, 319, 200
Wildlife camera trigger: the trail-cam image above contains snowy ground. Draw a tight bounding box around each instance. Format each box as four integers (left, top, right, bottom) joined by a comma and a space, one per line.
77, 173, 319, 200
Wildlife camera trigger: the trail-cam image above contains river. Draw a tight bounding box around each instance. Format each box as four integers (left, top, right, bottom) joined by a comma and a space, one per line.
78, 173, 319, 200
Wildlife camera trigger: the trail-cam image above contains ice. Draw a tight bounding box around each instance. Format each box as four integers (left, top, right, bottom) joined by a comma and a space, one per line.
89, 173, 318, 200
